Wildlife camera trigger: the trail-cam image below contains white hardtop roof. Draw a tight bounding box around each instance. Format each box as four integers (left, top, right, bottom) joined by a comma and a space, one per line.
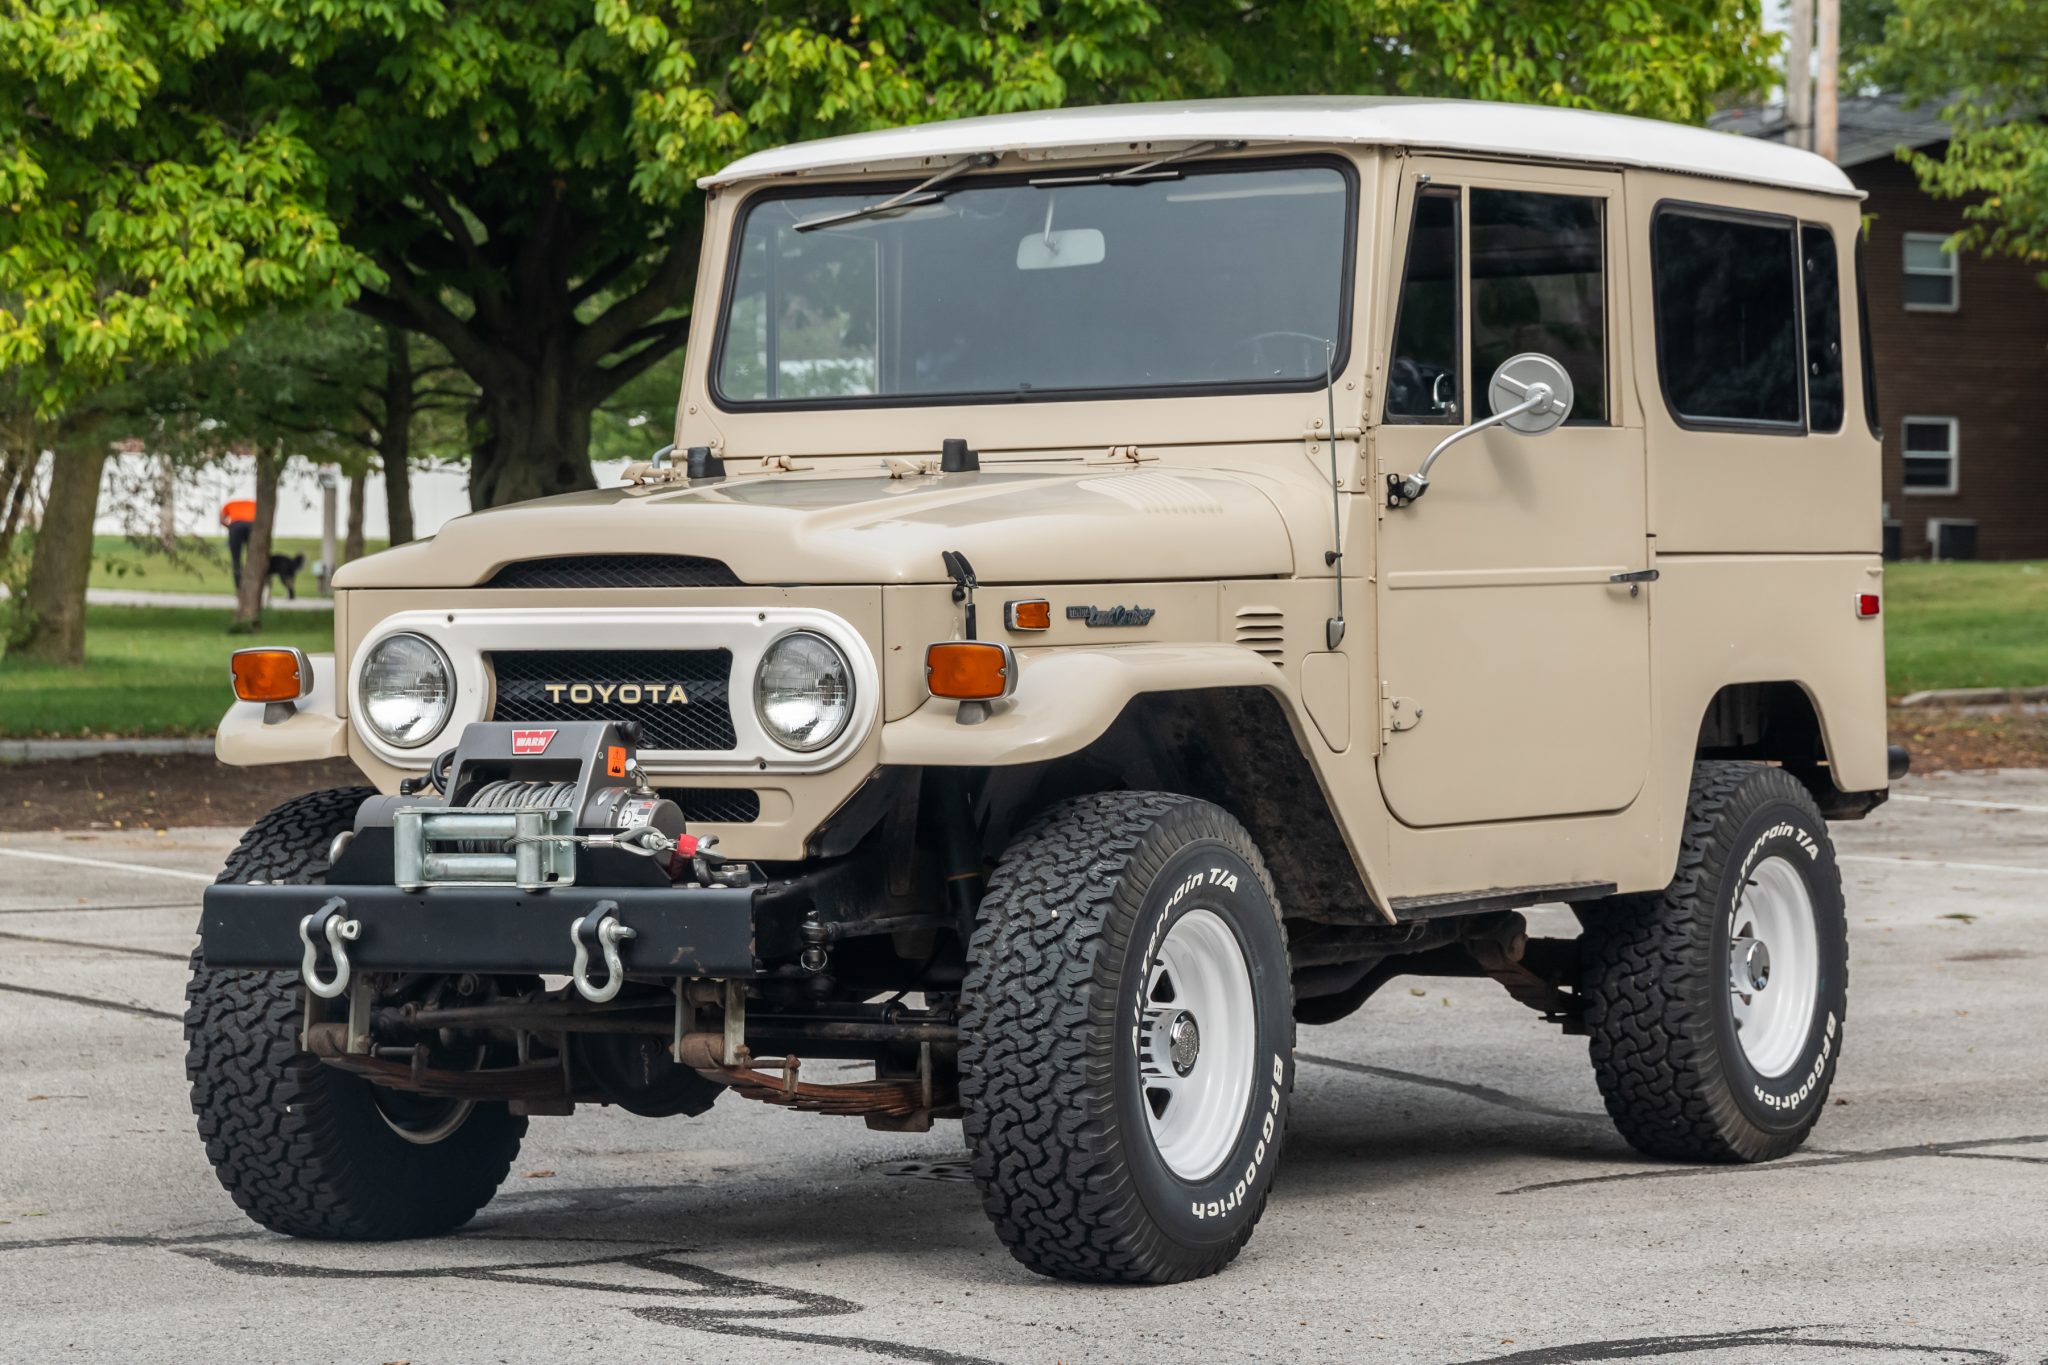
704, 96, 1859, 198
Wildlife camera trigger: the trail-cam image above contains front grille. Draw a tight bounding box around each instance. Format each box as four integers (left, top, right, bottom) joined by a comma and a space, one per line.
482, 555, 743, 589
488, 650, 738, 751
659, 788, 762, 825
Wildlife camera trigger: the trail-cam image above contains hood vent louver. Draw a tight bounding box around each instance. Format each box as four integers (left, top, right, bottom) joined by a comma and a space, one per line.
482, 555, 743, 590
1233, 606, 1287, 664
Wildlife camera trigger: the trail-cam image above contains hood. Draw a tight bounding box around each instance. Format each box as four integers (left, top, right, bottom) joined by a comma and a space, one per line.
334, 465, 1296, 589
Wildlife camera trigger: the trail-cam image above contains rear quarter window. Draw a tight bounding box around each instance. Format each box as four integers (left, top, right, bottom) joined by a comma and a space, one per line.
1651, 206, 1803, 430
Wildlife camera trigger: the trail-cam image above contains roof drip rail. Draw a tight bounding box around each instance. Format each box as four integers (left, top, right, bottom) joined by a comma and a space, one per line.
794, 152, 999, 232
1027, 139, 1247, 188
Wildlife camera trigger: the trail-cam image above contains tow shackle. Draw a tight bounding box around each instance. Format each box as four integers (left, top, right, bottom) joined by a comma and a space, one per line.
298, 897, 361, 999
569, 900, 636, 1003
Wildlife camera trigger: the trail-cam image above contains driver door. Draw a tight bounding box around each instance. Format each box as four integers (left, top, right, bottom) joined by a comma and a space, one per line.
1372, 160, 1652, 828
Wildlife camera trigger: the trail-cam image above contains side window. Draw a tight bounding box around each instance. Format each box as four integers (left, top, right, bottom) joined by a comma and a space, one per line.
1902, 232, 1958, 311
1800, 225, 1844, 434
1856, 231, 1880, 437
1901, 416, 1959, 494
1384, 186, 1461, 422
1652, 209, 1802, 428
1470, 190, 1608, 423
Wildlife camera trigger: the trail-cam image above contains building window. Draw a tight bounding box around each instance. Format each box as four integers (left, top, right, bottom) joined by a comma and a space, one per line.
1901, 416, 1958, 494
1651, 207, 1802, 429
1902, 233, 1959, 311
1470, 189, 1609, 424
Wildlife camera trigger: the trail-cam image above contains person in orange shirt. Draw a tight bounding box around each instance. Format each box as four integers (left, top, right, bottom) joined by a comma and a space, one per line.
220, 497, 257, 589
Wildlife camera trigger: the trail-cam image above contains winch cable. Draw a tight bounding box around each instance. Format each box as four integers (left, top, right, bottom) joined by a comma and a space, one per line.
454, 779, 577, 854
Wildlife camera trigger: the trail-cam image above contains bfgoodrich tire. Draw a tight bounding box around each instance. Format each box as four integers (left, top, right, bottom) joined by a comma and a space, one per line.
1580, 761, 1848, 1163
184, 788, 527, 1240
960, 792, 1293, 1283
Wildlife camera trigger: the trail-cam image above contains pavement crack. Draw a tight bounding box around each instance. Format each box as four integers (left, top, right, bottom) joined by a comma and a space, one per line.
0, 979, 181, 1021
1297, 1050, 1607, 1124
1502, 1132, 2048, 1195
1438, 1324, 2010, 1363
0, 929, 190, 961
174, 1245, 999, 1365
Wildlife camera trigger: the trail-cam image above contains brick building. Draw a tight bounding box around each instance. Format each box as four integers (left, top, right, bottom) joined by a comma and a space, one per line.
1717, 97, 2048, 559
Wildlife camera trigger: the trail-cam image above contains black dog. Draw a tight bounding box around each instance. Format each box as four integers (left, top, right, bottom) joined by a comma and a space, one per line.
266, 552, 307, 600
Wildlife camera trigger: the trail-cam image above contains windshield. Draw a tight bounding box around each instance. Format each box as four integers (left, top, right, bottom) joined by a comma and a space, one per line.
713, 160, 1353, 408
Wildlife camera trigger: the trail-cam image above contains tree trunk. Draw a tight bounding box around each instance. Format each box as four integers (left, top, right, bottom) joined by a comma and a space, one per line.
158, 454, 179, 549
381, 325, 417, 545
344, 469, 367, 563
232, 443, 282, 632
0, 450, 35, 565
12, 443, 110, 665
467, 357, 596, 510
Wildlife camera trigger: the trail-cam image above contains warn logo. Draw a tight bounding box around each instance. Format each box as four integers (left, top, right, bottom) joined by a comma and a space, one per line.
511, 729, 557, 755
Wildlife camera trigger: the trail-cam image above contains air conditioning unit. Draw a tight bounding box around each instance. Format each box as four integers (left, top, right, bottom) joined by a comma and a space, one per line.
1926, 518, 1978, 562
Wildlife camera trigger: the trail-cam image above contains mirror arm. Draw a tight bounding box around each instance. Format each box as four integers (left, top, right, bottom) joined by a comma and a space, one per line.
1388, 383, 1554, 509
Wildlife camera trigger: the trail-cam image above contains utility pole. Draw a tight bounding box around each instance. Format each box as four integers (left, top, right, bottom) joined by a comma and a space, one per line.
1816, 0, 1841, 162
318, 465, 340, 597
1787, 0, 1814, 151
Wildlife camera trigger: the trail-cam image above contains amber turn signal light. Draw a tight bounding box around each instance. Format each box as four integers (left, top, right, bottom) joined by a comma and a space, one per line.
1004, 599, 1052, 632
231, 647, 312, 703
925, 641, 1017, 701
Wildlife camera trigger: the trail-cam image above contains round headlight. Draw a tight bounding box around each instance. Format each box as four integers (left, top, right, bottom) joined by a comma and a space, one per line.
360, 633, 454, 749
755, 631, 853, 752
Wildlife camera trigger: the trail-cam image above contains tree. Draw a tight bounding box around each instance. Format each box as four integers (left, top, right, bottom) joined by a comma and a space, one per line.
1, 2, 372, 663
108, 0, 1774, 513
1868, 0, 2048, 283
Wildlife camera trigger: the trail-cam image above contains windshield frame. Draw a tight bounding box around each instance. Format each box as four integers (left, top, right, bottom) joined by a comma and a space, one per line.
706, 153, 1360, 414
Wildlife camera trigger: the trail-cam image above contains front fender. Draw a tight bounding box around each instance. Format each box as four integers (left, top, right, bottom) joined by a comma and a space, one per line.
215, 653, 349, 766
878, 644, 1285, 766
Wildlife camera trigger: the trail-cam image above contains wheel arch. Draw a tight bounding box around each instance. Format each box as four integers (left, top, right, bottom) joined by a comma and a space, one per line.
1693, 679, 1880, 818
968, 684, 1380, 927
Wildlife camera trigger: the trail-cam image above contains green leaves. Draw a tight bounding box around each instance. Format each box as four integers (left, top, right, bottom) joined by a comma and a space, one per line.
1, 1, 373, 411
1870, 0, 2048, 284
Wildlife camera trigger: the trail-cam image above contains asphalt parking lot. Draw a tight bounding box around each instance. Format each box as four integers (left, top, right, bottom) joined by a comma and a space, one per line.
2, 770, 2044, 1364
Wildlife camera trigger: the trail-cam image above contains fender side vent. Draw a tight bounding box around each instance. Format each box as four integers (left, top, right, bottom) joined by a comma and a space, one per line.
1233, 607, 1287, 664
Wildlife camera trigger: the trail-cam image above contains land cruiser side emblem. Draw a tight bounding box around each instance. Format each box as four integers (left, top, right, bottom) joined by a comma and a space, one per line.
1067, 604, 1156, 628
542, 683, 691, 705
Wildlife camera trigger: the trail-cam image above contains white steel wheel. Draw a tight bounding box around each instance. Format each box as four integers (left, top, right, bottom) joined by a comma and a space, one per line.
1727, 854, 1821, 1078
1139, 908, 1258, 1182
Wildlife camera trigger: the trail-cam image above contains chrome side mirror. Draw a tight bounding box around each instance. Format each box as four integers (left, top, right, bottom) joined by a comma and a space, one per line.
1389, 353, 1574, 508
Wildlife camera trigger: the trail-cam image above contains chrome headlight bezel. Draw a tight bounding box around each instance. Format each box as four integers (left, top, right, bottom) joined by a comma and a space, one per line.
357, 631, 456, 750
753, 629, 855, 754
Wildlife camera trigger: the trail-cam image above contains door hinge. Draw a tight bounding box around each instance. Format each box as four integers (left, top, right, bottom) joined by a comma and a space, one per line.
1382, 691, 1423, 735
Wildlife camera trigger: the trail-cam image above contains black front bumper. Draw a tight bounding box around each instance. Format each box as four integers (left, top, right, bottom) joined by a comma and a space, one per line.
201, 882, 763, 977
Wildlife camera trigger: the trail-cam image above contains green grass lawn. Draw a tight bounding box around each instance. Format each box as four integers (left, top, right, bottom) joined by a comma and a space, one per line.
1884, 560, 2048, 698
88, 534, 389, 596
0, 605, 334, 738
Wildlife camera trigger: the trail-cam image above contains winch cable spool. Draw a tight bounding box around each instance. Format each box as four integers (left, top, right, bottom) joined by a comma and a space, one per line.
453, 779, 577, 854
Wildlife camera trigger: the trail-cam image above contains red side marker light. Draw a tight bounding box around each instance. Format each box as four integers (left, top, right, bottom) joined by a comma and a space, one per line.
1855, 593, 1881, 619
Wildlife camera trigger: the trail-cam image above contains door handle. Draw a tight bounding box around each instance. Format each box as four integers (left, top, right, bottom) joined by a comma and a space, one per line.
1610, 568, 1658, 598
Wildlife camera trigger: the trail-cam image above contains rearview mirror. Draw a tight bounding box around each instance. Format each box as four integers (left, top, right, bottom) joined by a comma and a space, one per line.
1016, 228, 1105, 270
1389, 352, 1576, 508
1487, 352, 1574, 434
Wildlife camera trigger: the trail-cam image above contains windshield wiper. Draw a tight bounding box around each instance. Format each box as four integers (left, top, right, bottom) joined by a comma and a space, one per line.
1027, 139, 1246, 188
794, 152, 1000, 232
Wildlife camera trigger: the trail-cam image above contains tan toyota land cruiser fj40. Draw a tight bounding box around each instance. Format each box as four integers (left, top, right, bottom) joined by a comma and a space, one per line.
190, 97, 1902, 1283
